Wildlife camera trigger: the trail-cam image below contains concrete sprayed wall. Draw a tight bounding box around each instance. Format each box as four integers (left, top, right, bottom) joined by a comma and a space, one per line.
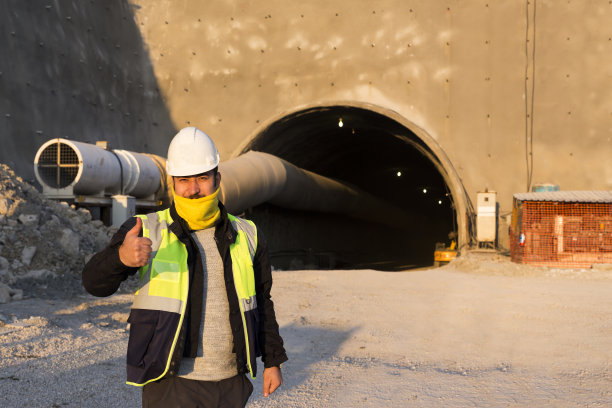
2, 0, 611, 217
129, 0, 611, 211
0, 0, 175, 184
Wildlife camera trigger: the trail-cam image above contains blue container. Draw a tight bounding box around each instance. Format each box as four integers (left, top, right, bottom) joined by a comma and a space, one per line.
532, 183, 560, 192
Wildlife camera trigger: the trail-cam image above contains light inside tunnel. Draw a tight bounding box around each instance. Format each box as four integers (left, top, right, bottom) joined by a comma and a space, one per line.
243, 106, 456, 271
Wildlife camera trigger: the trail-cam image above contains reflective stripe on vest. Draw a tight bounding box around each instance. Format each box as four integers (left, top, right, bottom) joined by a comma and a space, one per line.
227, 214, 258, 378
127, 210, 258, 386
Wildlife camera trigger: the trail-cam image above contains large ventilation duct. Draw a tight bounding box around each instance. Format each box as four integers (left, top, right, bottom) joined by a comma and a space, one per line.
34, 138, 164, 200
219, 151, 421, 229
34, 139, 419, 230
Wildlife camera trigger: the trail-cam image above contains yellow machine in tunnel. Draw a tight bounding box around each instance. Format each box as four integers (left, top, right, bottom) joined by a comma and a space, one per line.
433, 233, 458, 267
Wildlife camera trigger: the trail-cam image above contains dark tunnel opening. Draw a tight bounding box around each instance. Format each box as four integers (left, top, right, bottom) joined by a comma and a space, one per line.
243, 106, 457, 271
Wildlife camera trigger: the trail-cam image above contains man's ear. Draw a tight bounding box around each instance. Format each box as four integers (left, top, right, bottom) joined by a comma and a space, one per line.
216, 172, 221, 189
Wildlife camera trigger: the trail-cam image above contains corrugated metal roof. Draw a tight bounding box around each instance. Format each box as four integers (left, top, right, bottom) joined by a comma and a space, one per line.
513, 190, 612, 203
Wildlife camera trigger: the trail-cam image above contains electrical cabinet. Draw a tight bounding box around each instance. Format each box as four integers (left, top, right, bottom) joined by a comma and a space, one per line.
477, 191, 497, 244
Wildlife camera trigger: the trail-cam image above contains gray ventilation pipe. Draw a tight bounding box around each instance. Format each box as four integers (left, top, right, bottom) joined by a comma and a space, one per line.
34, 138, 165, 200
34, 139, 418, 230
219, 151, 420, 229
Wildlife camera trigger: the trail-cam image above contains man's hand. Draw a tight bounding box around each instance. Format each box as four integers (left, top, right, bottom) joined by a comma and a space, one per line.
262, 366, 283, 397
118, 218, 152, 267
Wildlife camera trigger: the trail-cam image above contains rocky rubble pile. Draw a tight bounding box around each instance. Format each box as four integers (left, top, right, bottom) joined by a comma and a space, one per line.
0, 163, 114, 303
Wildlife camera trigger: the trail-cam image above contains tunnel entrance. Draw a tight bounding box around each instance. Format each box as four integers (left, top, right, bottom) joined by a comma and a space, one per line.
242, 106, 461, 271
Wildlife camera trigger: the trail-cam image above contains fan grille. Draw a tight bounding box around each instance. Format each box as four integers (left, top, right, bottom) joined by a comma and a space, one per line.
37, 141, 80, 188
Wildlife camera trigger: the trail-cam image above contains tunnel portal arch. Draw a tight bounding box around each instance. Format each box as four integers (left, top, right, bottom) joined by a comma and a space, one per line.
236, 103, 471, 270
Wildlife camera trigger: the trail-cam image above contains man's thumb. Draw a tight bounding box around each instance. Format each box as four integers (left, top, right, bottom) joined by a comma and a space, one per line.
126, 217, 142, 237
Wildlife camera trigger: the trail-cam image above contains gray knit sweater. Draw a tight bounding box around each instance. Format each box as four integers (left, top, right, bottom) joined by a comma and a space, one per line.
177, 227, 238, 381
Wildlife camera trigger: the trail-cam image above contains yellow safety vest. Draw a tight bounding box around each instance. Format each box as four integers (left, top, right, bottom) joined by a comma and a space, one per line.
126, 209, 258, 386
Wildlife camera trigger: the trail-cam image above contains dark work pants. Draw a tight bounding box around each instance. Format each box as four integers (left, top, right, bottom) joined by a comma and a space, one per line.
142, 374, 253, 408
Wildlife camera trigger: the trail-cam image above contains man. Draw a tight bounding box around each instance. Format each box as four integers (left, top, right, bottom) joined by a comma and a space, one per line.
82, 127, 287, 407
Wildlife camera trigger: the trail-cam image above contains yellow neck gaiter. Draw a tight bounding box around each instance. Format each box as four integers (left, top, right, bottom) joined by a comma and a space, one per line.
173, 187, 221, 230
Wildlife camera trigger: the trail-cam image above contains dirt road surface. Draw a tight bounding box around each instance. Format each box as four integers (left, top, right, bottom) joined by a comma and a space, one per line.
1, 253, 611, 407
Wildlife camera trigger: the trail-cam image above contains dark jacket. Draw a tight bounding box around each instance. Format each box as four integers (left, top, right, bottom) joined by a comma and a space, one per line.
82, 202, 287, 381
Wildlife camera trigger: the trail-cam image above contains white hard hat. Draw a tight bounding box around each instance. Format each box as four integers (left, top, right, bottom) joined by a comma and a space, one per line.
166, 127, 220, 176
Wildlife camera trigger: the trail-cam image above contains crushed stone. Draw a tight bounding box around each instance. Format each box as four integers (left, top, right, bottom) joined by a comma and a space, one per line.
0, 163, 129, 302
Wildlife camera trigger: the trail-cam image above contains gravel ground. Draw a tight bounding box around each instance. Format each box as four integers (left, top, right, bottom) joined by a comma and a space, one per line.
1, 253, 611, 407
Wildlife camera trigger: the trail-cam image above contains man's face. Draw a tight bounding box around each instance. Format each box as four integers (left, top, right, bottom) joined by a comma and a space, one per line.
173, 170, 220, 199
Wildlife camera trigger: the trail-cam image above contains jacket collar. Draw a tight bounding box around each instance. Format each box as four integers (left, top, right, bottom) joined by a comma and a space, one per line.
216, 202, 238, 244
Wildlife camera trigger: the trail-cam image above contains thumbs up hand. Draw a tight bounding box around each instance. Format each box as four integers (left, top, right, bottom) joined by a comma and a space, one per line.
119, 217, 153, 267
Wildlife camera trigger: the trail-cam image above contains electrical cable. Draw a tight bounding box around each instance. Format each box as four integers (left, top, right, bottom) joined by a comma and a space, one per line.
524, 0, 537, 192
529, 0, 537, 191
